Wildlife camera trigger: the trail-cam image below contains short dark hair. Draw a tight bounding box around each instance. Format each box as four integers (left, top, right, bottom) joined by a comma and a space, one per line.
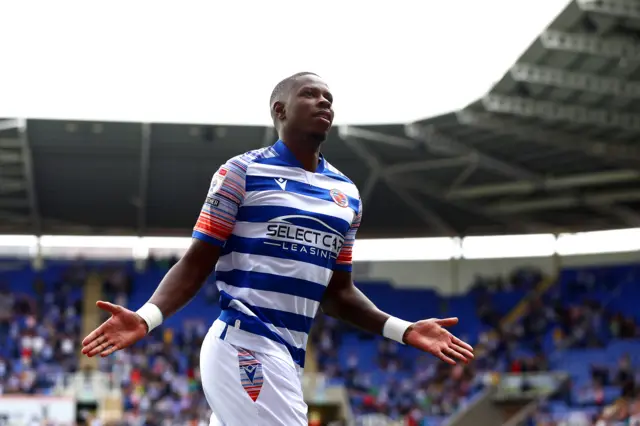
269, 72, 318, 127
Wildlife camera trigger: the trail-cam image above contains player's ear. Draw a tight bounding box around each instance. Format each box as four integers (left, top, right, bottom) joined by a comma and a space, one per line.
273, 101, 286, 120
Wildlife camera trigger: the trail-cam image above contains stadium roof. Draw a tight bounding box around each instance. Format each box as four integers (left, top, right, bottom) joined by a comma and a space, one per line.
2, 0, 640, 238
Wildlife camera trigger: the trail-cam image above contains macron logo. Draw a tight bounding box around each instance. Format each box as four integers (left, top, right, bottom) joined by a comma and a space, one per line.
275, 178, 287, 191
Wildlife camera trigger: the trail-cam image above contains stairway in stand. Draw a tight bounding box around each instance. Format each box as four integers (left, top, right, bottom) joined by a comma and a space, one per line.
79, 273, 124, 423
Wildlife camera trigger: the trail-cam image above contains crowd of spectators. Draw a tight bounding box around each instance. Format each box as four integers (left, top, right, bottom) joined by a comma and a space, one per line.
100, 321, 212, 425
1, 260, 638, 426
312, 267, 547, 425
0, 264, 84, 399
99, 263, 213, 426
313, 312, 480, 425
524, 269, 640, 426
0, 261, 214, 425
530, 353, 640, 426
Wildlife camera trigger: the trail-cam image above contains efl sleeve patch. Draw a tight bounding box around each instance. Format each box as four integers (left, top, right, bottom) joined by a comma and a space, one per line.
208, 167, 228, 197
193, 158, 247, 246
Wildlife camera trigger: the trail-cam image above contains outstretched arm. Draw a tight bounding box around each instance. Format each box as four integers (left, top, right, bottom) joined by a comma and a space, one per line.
144, 239, 221, 319
321, 270, 388, 335
81, 239, 220, 357
138, 160, 245, 324
82, 159, 246, 357
321, 271, 473, 364
320, 199, 473, 364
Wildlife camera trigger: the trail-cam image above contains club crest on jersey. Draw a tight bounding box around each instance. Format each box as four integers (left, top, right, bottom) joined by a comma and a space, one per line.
330, 189, 349, 208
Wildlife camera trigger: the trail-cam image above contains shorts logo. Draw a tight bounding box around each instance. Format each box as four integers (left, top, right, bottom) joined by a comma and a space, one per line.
330, 189, 349, 208
238, 349, 263, 402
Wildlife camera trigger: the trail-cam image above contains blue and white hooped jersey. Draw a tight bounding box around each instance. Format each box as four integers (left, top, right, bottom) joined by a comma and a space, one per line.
193, 140, 362, 369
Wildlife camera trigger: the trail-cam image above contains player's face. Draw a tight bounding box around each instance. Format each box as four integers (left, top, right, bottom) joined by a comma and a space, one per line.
286, 75, 334, 137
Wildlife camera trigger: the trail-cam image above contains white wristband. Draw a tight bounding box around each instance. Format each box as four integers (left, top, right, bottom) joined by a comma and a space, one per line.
382, 316, 412, 344
136, 303, 164, 333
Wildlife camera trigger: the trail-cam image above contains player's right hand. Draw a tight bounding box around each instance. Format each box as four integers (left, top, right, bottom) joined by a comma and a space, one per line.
81, 301, 148, 358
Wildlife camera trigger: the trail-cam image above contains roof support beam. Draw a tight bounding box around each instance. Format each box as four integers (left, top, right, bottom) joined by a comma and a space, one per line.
510, 63, 640, 99
341, 135, 457, 235
406, 124, 542, 182
341, 125, 550, 231
17, 119, 41, 234
487, 189, 640, 215
0, 210, 29, 223
447, 169, 640, 200
457, 110, 640, 161
341, 129, 549, 233
576, 0, 640, 20
482, 94, 640, 132
592, 204, 640, 227
339, 125, 418, 149
540, 30, 640, 59
360, 170, 380, 204
395, 177, 549, 233
383, 156, 472, 176
136, 123, 152, 236
449, 158, 478, 191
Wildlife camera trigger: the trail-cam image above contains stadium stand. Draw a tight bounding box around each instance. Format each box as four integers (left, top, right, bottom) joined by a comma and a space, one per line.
0, 255, 639, 425
519, 265, 640, 426
0, 260, 84, 397
310, 268, 543, 425
0, 257, 539, 424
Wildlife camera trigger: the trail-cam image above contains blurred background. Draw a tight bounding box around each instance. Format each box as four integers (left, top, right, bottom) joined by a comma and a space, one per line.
2, 0, 640, 425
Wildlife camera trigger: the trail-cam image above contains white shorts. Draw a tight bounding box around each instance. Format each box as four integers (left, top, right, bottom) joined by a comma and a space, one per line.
200, 320, 308, 426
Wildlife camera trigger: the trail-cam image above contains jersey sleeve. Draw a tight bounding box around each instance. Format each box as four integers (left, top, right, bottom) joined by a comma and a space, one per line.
334, 197, 362, 273
192, 156, 247, 247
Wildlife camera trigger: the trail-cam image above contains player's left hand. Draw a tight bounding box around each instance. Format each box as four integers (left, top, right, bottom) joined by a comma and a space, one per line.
403, 317, 474, 365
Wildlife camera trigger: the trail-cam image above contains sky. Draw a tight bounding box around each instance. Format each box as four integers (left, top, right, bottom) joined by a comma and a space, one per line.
0, 0, 571, 126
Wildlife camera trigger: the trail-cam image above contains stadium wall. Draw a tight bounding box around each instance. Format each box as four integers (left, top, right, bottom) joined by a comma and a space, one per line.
2, 231, 639, 295
355, 251, 640, 294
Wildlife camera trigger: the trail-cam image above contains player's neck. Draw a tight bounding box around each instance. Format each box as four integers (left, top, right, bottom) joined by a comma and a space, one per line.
280, 133, 324, 173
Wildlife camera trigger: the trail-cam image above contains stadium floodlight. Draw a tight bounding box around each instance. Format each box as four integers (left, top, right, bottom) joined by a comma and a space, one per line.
447, 170, 640, 200
510, 63, 640, 99
456, 110, 640, 161
576, 0, 640, 20
482, 95, 640, 132
540, 29, 640, 59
